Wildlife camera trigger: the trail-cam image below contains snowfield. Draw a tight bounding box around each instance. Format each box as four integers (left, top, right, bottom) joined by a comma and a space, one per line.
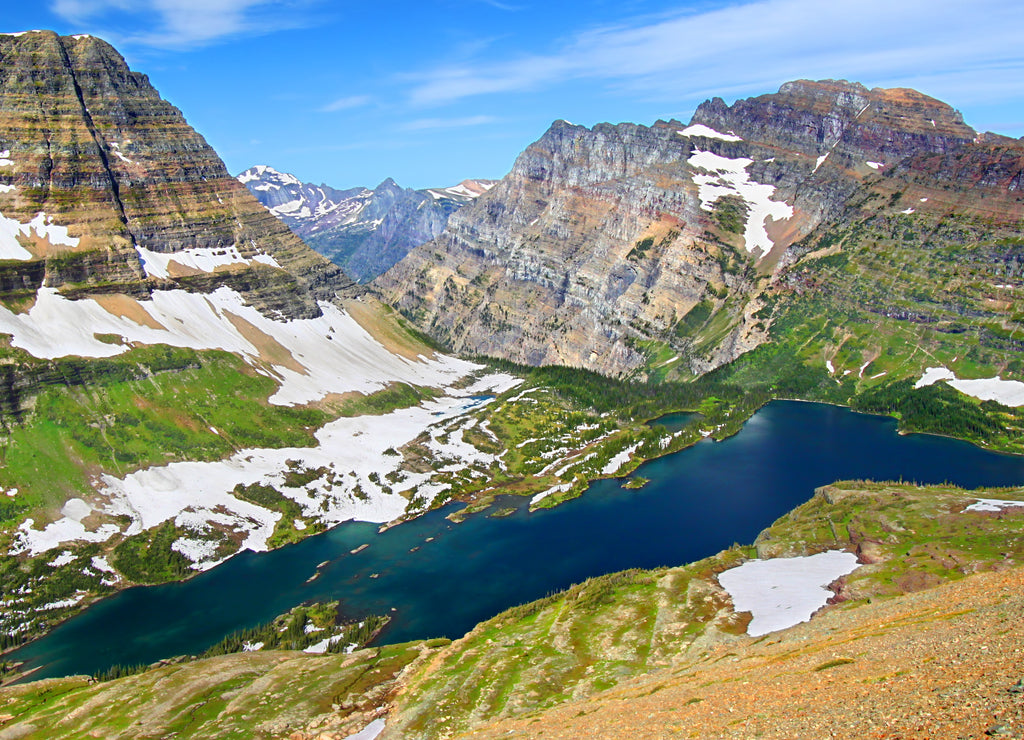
0, 285, 478, 407
14, 373, 521, 569
718, 551, 860, 636
688, 149, 793, 255
1, 209, 80, 260
0, 250, 526, 569
915, 366, 1024, 407
135, 244, 280, 278
964, 498, 1024, 513
679, 124, 742, 142
346, 719, 386, 740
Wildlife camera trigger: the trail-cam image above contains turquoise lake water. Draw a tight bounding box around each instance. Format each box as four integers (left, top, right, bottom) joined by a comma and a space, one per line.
10, 400, 1024, 679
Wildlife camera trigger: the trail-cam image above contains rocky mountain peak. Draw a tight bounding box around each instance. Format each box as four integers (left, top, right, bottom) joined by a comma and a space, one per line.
378, 78, 1009, 377
693, 79, 975, 162
239, 167, 494, 283
0, 31, 351, 318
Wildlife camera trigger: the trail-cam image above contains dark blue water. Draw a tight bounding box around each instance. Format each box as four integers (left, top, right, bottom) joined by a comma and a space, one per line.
647, 411, 697, 432
10, 401, 1024, 680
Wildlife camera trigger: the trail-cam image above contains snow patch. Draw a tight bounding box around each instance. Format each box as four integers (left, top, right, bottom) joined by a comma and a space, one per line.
688, 149, 793, 255
1, 210, 80, 260
172, 536, 223, 570
90, 556, 115, 573
15, 517, 122, 557
679, 124, 742, 142
601, 442, 641, 476
0, 150, 12, 166
136, 244, 264, 278
0, 184, 15, 194
964, 498, 1024, 513
38, 593, 88, 610
270, 199, 304, 216
48, 551, 76, 568
303, 634, 343, 654
718, 551, 860, 636
915, 366, 1024, 406
108, 142, 133, 164
530, 482, 573, 507
345, 719, 386, 740
251, 253, 282, 268
901, 208, 915, 215
865, 161, 884, 170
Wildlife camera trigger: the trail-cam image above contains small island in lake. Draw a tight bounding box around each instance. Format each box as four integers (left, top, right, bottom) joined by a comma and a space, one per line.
622, 477, 650, 490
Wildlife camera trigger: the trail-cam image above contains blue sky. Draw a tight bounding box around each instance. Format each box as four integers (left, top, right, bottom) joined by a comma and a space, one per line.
5, 1, 1024, 190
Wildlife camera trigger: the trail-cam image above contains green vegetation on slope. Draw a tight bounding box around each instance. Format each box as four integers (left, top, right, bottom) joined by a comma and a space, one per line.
383, 480, 1024, 739
705, 194, 1024, 453
199, 601, 389, 660
0, 642, 438, 739
0, 345, 328, 514
3, 480, 1020, 739
111, 521, 194, 585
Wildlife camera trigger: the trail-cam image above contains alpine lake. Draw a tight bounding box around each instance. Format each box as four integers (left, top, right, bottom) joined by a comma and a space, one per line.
11, 400, 1024, 680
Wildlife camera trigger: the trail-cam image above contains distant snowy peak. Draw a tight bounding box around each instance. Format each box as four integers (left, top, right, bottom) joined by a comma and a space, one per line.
237, 164, 301, 187
237, 166, 498, 282
426, 179, 499, 202
237, 165, 368, 226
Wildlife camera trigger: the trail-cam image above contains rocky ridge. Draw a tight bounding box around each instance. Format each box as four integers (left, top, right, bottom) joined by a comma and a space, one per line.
238, 165, 496, 283
0, 31, 353, 319
375, 80, 987, 377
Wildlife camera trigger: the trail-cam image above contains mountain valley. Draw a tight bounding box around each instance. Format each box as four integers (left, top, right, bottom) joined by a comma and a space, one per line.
0, 28, 1022, 740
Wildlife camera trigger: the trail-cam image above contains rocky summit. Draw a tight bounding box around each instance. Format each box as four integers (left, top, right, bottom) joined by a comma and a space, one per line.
239, 165, 496, 283
0, 31, 352, 319
375, 79, 1004, 377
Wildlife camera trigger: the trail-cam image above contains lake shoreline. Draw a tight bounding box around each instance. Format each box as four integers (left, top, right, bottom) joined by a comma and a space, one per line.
8, 399, 1024, 682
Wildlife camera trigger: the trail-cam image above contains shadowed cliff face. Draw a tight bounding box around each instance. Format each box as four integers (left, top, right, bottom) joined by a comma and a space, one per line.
0, 31, 353, 318
375, 80, 990, 377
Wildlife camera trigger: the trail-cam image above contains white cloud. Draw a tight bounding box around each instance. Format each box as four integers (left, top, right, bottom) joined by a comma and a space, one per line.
50, 0, 320, 48
406, 0, 1024, 111
399, 114, 498, 131
321, 94, 373, 113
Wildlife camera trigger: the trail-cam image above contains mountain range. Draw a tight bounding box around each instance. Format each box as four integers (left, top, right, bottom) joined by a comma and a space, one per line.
238, 165, 495, 283
377, 80, 1023, 383
0, 29, 1022, 740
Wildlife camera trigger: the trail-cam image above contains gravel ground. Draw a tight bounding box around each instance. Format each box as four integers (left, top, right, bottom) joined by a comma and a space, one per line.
460, 566, 1024, 739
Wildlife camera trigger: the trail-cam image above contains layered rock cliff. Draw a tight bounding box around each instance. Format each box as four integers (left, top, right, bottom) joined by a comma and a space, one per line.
375, 80, 982, 377
0, 31, 353, 319
239, 165, 495, 283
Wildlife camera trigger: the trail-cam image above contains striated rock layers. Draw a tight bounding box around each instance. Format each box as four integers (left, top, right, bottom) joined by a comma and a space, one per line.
375, 80, 979, 376
239, 165, 495, 283
0, 31, 352, 320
